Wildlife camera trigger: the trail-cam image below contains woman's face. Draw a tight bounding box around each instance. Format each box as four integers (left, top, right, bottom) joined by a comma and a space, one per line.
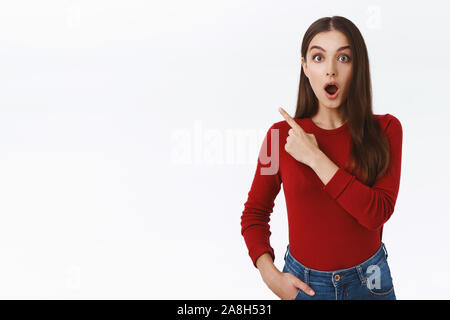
301, 30, 353, 111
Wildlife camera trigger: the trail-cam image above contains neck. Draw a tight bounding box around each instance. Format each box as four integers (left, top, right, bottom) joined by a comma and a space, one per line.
312, 105, 345, 129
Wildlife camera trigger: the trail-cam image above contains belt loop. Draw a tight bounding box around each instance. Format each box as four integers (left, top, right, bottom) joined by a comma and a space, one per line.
382, 242, 388, 259
304, 268, 310, 286
284, 244, 289, 260
356, 265, 366, 285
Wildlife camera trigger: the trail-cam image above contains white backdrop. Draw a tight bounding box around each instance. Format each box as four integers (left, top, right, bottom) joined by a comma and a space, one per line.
0, 0, 448, 299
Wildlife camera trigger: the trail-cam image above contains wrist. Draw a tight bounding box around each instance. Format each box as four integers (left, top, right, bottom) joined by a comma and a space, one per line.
261, 267, 281, 286
309, 149, 324, 169
256, 253, 280, 284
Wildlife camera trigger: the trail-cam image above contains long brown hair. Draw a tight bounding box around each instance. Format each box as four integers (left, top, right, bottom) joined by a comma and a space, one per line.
294, 16, 390, 186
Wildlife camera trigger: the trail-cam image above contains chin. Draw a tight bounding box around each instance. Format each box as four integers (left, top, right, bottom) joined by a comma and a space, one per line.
321, 99, 342, 109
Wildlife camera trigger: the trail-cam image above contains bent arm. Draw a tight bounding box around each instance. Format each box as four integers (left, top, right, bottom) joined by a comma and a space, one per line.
310, 116, 403, 230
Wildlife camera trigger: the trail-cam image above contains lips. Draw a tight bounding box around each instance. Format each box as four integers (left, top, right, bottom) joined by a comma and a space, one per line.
323, 81, 340, 99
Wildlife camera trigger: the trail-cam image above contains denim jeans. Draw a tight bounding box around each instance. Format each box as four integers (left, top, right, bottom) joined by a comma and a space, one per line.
282, 242, 396, 300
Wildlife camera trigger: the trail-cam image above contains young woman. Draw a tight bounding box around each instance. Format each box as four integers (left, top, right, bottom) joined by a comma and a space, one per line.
240, 16, 402, 300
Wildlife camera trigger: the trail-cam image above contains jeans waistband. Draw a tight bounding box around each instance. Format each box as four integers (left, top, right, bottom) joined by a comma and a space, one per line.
284, 242, 389, 287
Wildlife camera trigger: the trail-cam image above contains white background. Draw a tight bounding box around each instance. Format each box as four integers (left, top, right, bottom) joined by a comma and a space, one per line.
0, 0, 448, 299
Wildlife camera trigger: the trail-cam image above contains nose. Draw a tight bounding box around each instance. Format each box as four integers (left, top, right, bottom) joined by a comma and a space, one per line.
326, 62, 337, 76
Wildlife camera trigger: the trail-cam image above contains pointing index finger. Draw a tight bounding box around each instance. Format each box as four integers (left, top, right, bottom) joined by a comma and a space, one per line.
278, 107, 304, 134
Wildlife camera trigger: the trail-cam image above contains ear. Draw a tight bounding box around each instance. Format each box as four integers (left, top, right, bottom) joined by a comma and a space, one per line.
301, 56, 309, 79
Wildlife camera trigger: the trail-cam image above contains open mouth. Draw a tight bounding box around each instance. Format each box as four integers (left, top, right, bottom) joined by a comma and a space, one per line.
325, 84, 338, 95
323, 82, 339, 98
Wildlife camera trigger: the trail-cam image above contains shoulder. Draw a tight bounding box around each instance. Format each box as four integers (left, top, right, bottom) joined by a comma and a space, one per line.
270, 118, 309, 131
374, 113, 402, 135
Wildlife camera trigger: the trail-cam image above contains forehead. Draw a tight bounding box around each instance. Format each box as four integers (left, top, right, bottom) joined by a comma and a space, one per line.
308, 30, 351, 52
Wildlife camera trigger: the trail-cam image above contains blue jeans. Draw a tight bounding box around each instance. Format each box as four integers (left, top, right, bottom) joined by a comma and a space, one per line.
282, 242, 396, 300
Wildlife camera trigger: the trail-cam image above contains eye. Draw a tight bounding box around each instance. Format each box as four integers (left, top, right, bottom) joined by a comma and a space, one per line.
312, 54, 322, 62
312, 54, 351, 63
339, 54, 351, 63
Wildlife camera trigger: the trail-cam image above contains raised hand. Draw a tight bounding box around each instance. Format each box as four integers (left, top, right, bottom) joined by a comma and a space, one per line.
278, 107, 320, 168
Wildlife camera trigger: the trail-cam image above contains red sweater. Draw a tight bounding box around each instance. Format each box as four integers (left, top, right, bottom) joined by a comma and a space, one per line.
241, 114, 403, 270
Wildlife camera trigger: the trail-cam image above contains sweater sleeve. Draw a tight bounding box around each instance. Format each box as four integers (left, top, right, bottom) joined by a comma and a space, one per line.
241, 124, 282, 268
322, 115, 403, 230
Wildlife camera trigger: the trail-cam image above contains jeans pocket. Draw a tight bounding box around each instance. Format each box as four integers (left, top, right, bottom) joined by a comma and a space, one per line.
283, 263, 308, 300
364, 259, 395, 297
283, 262, 299, 277
293, 288, 304, 300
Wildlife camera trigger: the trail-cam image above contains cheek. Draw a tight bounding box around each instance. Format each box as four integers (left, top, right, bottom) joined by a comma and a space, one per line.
310, 81, 324, 97
307, 71, 324, 94
342, 65, 353, 83
337, 65, 353, 92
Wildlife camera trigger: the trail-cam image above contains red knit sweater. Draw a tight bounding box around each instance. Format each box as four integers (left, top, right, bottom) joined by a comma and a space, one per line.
241, 114, 403, 270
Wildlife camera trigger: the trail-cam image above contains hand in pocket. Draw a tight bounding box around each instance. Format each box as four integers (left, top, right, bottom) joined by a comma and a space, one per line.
268, 271, 315, 300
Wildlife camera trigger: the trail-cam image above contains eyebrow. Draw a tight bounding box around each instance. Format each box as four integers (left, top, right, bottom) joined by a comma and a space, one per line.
309, 45, 351, 52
